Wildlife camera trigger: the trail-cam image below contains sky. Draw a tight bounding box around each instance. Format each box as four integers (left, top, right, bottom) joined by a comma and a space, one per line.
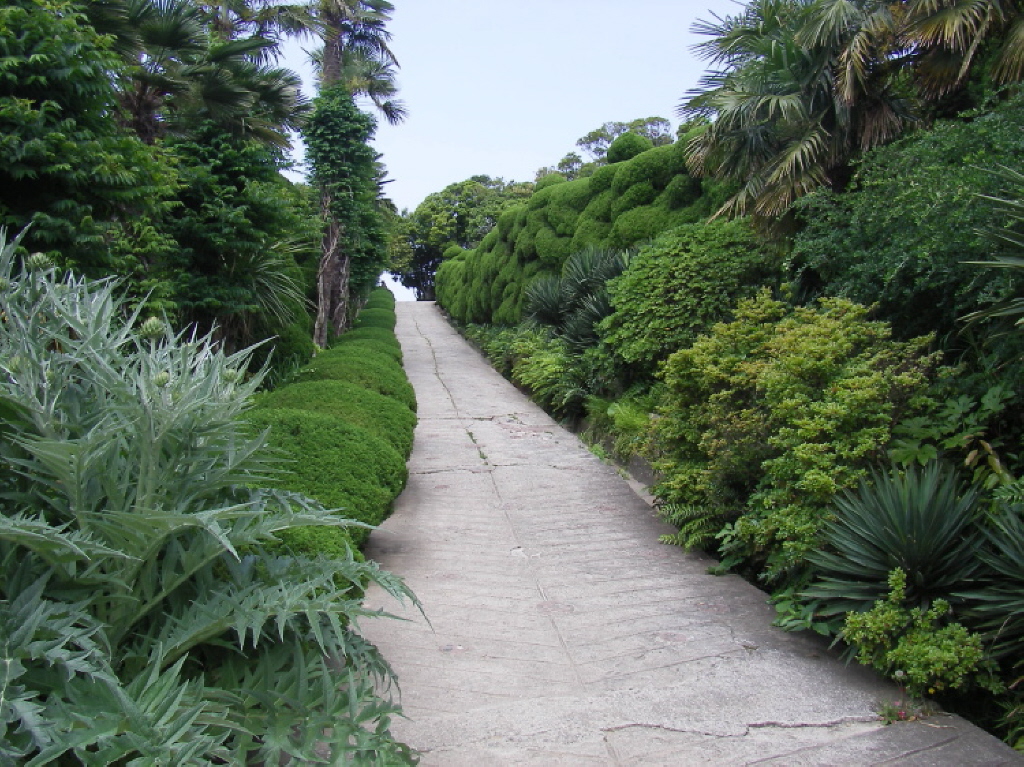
282, 0, 728, 214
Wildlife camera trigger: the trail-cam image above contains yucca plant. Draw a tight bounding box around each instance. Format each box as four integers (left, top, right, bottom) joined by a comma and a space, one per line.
959, 481, 1024, 663
524, 246, 632, 350
0, 228, 419, 764
804, 460, 984, 619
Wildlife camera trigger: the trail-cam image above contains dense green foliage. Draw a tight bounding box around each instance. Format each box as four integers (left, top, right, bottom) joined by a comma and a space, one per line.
160, 123, 318, 352
843, 569, 997, 698
251, 287, 416, 548
436, 140, 723, 325
256, 380, 416, 457
601, 218, 781, 376
393, 175, 534, 300
653, 292, 939, 580
245, 409, 406, 547
0, 0, 173, 269
305, 85, 389, 344
294, 347, 416, 411
791, 94, 1024, 343
0, 242, 416, 762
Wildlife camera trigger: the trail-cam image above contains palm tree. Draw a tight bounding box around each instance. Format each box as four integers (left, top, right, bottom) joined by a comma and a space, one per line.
905, 0, 1023, 96
680, 0, 915, 220
301, 0, 403, 345
88, 0, 309, 146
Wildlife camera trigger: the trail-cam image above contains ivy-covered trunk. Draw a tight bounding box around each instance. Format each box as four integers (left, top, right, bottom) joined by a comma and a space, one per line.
315, 197, 351, 346
305, 86, 378, 347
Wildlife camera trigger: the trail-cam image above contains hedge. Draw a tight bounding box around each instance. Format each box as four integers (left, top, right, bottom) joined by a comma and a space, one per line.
246, 408, 407, 547
254, 379, 417, 457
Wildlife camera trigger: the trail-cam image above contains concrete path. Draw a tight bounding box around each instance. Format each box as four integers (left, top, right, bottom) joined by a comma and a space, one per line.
362, 302, 1021, 766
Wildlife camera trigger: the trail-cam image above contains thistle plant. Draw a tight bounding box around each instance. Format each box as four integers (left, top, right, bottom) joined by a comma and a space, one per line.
0, 228, 419, 764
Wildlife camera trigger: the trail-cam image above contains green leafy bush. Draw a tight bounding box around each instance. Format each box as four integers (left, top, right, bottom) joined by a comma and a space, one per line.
607, 132, 654, 163
654, 290, 940, 581
0, 230, 417, 763
245, 408, 407, 544
331, 337, 404, 363
790, 93, 1024, 343
333, 325, 402, 350
601, 218, 781, 376
843, 569, 999, 698
293, 347, 416, 411
353, 307, 397, 330
364, 286, 397, 310
254, 379, 416, 458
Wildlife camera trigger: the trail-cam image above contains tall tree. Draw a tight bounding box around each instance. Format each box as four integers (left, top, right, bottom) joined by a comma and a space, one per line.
306, 0, 401, 342
680, 0, 915, 221
305, 86, 382, 346
98, 0, 309, 146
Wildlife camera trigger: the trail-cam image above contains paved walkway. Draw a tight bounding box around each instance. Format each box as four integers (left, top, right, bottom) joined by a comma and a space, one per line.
362, 301, 1021, 766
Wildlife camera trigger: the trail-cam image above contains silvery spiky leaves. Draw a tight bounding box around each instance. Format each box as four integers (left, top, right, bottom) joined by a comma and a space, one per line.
0, 227, 418, 764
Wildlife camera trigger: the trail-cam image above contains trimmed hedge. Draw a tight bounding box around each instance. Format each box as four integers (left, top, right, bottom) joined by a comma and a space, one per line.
246, 408, 407, 547
293, 346, 417, 411
332, 325, 402, 350
353, 307, 396, 330
255, 379, 416, 457
332, 337, 403, 363
435, 139, 716, 326
250, 286, 417, 555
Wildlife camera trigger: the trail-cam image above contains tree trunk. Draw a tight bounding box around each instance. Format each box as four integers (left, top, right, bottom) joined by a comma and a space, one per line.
313, 190, 350, 347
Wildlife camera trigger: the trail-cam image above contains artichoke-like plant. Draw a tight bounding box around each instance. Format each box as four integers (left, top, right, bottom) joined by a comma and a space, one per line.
0, 227, 418, 763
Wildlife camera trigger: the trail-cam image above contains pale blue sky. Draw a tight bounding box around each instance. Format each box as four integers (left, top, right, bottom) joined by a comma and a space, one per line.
283, 0, 728, 214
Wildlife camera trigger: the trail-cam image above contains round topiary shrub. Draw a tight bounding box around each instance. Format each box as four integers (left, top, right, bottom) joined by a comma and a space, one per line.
332, 337, 403, 363
333, 326, 401, 350
535, 173, 567, 190
607, 132, 653, 163
294, 348, 416, 411
254, 379, 416, 457
245, 408, 408, 546
353, 307, 396, 330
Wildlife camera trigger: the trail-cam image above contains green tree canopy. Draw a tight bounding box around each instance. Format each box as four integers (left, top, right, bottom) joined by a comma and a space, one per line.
395, 176, 533, 300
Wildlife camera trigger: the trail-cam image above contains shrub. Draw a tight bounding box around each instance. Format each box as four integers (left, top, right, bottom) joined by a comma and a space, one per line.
611, 144, 684, 193
254, 379, 416, 457
607, 132, 653, 163
332, 337, 403, 363
353, 307, 396, 330
610, 181, 659, 220
535, 173, 567, 190
363, 288, 396, 310
790, 93, 1024, 343
843, 570, 999, 699
294, 347, 416, 411
0, 231, 417, 763
601, 218, 782, 376
333, 325, 402, 350
588, 162, 619, 193
246, 408, 407, 543
654, 290, 940, 581
804, 462, 984, 622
